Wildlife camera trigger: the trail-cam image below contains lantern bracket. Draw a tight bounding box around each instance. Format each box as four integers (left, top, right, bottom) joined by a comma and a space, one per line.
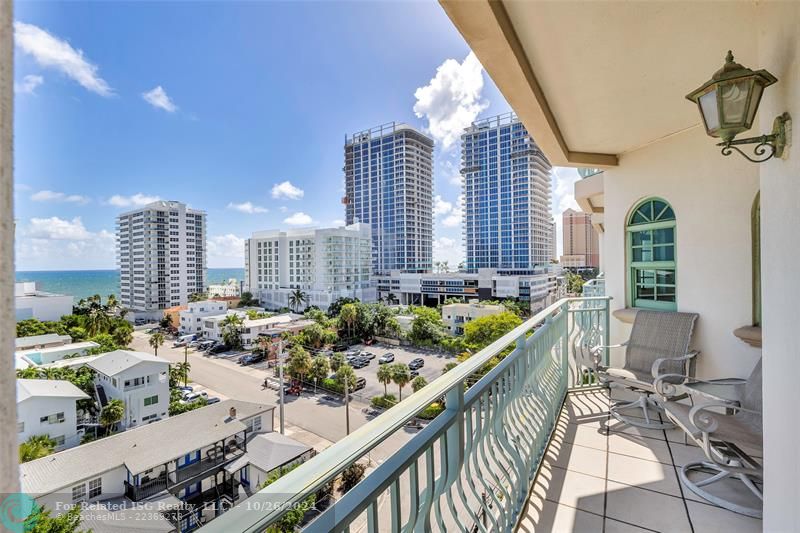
718, 112, 791, 163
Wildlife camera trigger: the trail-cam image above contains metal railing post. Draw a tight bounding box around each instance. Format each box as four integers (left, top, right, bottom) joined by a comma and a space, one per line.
603, 298, 611, 366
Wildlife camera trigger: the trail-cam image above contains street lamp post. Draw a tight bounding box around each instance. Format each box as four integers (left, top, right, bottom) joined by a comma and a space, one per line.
277, 339, 286, 435
344, 376, 350, 435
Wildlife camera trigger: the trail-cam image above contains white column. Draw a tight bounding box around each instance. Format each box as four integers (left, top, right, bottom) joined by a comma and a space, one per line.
0, 0, 20, 496
758, 5, 799, 530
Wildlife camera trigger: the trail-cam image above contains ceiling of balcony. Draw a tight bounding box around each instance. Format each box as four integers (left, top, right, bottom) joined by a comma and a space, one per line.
441, 1, 758, 167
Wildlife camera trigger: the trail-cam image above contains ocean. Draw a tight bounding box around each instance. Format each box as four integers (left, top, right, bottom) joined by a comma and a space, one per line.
15, 268, 245, 303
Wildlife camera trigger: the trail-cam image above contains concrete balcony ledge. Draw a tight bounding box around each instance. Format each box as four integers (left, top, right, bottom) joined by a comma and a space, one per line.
612, 307, 639, 324
734, 326, 762, 348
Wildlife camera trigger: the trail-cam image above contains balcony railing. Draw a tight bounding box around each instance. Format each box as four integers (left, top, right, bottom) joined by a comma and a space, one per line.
125, 476, 168, 501
582, 274, 606, 297
201, 296, 609, 532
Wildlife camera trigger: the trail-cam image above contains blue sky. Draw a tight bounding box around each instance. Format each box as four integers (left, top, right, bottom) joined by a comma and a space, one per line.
13, 1, 580, 271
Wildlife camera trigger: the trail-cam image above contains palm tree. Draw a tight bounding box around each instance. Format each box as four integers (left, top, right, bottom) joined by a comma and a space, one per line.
220, 314, 244, 349
19, 434, 57, 463
412, 376, 428, 393
330, 353, 346, 372
391, 363, 411, 401
386, 293, 399, 305
287, 346, 313, 384
335, 363, 357, 393
175, 361, 191, 387
288, 289, 308, 313
86, 307, 110, 337
377, 364, 393, 396
100, 399, 125, 434
149, 332, 165, 356
340, 303, 358, 339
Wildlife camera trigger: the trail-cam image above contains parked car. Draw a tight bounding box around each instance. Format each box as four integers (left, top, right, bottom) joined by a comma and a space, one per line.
359, 351, 376, 360
177, 386, 193, 395
182, 391, 208, 403
239, 353, 266, 366
351, 358, 368, 369
408, 358, 425, 370
354, 377, 366, 391
410, 370, 420, 378
207, 344, 230, 355
198, 341, 215, 351
206, 397, 221, 405
378, 353, 395, 364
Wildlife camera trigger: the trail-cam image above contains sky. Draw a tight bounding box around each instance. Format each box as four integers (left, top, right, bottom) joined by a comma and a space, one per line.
12, 1, 581, 271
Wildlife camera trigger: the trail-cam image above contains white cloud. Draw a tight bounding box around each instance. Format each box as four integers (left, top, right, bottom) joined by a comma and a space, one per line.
207, 234, 245, 267
271, 181, 304, 200
442, 194, 463, 227
413, 52, 488, 150
284, 212, 314, 226
14, 21, 112, 96
107, 193, 161, 208
227, 201, 267, 214
30, 189, 90, 205
279, 206, 288, 213
25, 216, 93, 240
331, 219, 345, 227
15, 74, 43, 94
142, 86, 177, 113
433, 236, 464, 266
433, 195, 453, 216
442, 159, 462, 187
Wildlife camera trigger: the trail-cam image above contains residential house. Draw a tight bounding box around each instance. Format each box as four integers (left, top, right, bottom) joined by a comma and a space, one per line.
15, 333, 73, 351
179, 300, 229, 335
17, 379, 89, 451
87, 350, 170, 429
19, 400, 313, 532
15, 340, 100, 367
201, 312, 301, 348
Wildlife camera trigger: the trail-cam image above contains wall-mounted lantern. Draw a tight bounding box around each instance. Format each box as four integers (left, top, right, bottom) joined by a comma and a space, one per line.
686, 51, 790, 163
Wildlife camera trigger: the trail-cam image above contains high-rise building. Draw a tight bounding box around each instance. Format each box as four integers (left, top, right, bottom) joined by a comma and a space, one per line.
461, 113, 553, 273
244, 223, 375, 311
550, 218, 558, 262
344, 122, 434, 274
116, 201, 206, 315
560, 207, 600, 268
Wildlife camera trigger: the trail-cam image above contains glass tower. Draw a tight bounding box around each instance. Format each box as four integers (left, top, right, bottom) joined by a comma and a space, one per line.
461, 113, 553, 273
344, 123, 434, 274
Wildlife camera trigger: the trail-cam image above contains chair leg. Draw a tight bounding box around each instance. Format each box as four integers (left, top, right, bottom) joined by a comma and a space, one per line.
680, 461, 763, 518
609, 390, 675, 429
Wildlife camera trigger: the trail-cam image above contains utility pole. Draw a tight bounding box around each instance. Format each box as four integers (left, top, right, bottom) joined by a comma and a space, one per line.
183, 345, 189, 387
344, 376, 350, 435
278, 338, 285, 435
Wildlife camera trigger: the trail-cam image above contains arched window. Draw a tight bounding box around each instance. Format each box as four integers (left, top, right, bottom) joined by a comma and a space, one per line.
627, 198, 676, 311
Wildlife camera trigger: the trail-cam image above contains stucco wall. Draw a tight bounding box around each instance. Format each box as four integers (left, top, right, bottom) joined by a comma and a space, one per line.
602, 126, 761, 380
756, 3, 800, 530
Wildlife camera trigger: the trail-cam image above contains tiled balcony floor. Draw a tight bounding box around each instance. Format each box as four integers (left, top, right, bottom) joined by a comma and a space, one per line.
517, 388, 763, 533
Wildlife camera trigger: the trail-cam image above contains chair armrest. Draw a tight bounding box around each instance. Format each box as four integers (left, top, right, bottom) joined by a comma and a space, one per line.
651, 350, 699, 379
689, 400, 761, 434
656, 375, 746, 402
590, 341, 627, 366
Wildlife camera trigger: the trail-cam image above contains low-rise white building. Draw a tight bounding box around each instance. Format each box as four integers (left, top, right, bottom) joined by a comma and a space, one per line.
201, 312, 300, 348
178, 300, 228, 334
207, 278, 241, 298
15, 333, 73, 351
441, 302, 505, 335
17, 379, 89, 451
244, 223, 376, 312
376, 267, 560, 314
14, 282, 73, 322
87, 350, 170, 429
18, 400, 312, 532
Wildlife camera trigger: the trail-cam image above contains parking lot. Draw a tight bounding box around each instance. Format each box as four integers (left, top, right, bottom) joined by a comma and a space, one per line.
177, 338, 456, 405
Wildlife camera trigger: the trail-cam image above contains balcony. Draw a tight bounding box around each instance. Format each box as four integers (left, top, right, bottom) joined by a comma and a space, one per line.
125, 476, 168, 501
173, 439, 246, 485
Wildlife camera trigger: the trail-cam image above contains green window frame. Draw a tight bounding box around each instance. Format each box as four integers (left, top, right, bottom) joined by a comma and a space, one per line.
144, 395, 159, 406
626, 198, 677, 311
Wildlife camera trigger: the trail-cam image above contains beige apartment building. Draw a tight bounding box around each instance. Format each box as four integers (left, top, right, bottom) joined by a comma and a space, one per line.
560, 207, 599, 268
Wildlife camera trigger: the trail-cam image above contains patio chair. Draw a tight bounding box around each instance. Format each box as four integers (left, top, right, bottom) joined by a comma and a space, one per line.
656, 358, 762, 518
592, 310, 699, 429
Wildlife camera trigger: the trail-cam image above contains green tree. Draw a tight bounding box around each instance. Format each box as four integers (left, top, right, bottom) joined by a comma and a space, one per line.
189, 292, 208, 303
309, 355, 330, 393
339, 303, 358, 339
335, 363, 357, 392
288, 289, 309, 313
286, 345, 313, 384
327, 296, 359, 318
220, 314, 244, 349
238, 291, 258, 307
110, 320, 133, 347
100, 398, 125, 434
330, 352, 347, 372
567, 272, 585, 294
19, 434, 57, 463
391, 363, 411, 401
377, 364, 394, 396
175, 361, 191, 387
411, 375, 428, 393
442, 361, 459, 375
297, 322, 326, 348
149, 332, 165, 356
159, 313, 173, 330
463, 311, 523, 351
386, 293, 399, 305
25, 504, 86, 533
408, 306, 446, 345
340, 462, 367, 493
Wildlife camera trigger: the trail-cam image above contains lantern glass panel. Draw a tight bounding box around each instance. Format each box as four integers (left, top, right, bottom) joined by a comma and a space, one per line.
720, 79, 751, 125
699, 90, 720, 131
745, 82, 764, 126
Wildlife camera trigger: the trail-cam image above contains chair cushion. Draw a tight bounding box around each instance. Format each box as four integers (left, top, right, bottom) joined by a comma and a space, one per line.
626, 310, 698, 376
601, 366, 654, 390
664, 401, 762, 452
